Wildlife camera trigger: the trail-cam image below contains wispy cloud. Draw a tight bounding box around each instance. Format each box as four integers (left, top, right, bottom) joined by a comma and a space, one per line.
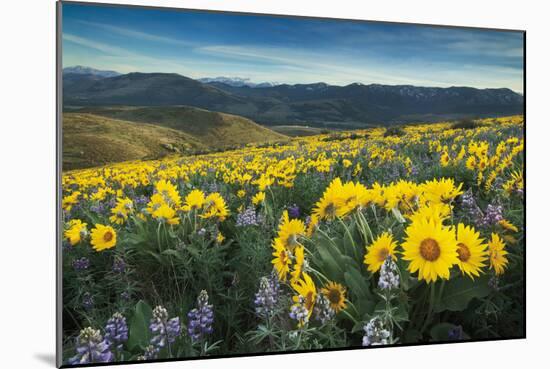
63, 33, 134, 56
77, 20, 196, 47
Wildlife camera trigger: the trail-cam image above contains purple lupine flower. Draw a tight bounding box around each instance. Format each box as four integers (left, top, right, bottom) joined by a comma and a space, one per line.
478, 203, 504, 227
62, 240, 73, 253
289, 296, 309, 326
90, 202, 106, 215
448, 325, 464, 340
134, 195, 149, 206
72, 257, 90, 272
461, 189, 477, 210
460, 189, 483, 222
313, 294, 335, 324
378, 257, 400, 290
304, 216, 312, 228
104, 312, 128, 350
149, 306, 181, 350
208, 182, 219, 193
107, 198, 117, 208
362, 317, 390, 346
254, 274, 279, 318
120, 291, 131, 301
488, 276, 500, 291
410, 165, 419, 177
137, 345, 158, 361
187, 290, 214, 343
82, 292, 94, 311
236, 206, 261, 227
112, 258, 126, 274
68, 327, 113, 365
287, 204, 300, 219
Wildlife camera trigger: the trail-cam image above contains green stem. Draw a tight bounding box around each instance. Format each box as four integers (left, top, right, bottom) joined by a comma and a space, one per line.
308, 267, 331, 285
341, 309, 359, 325
156, 221, 163, 252
420, 283, 436, 335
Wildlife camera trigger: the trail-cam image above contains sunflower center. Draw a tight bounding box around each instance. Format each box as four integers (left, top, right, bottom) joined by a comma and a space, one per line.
305, 291, 314, 310
325, 203, 336, 218
327, 289, 341, 304
103, 231, 113, 242
457, 242, 471, 262
419, 238, 440, 262
287, 234, 299, 247
280, 250, 288, 264
378, 248, 390, 262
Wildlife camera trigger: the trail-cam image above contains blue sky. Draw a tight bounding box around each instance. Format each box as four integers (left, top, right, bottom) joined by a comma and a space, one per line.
62, 3, 524, 91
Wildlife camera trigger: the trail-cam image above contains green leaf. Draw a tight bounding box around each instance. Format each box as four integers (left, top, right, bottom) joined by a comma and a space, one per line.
434, 275, 491, 313
344, 268, 371, 300
315, 242, 345, 281
127, 300, 153, 351
161, 249, 184, 260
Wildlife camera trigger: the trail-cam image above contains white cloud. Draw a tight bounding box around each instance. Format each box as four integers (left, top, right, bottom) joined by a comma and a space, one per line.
77, 20, 196, 47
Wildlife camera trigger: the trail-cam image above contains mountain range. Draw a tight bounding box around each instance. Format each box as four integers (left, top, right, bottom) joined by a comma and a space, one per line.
197, 76, 280, 88
63, 65, 121, 78
63, 67, 524, 127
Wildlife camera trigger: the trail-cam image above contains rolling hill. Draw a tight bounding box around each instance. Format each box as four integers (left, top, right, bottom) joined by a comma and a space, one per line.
63, 72, 258, 114
63, 113, 206, 170
71, 105, 287, 146
63, 70, 524, 126
63, 107, 287, 170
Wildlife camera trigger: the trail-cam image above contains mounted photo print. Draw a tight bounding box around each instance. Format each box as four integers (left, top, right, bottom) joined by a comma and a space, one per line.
57, 1, 525, 367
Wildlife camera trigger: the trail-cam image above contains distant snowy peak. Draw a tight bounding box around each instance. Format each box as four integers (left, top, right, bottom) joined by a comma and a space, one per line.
198, 76, 280, 88
63, 65, 121, 78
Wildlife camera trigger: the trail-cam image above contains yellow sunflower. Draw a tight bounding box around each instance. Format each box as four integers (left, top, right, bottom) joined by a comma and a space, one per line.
341, 181, 372, 212
499, 219, 519, 233
201, 193, 229, 221
252, 191, 266, 205
401, 218, 458, 283
364, 232, 397, 273
455, 223, 488, 279
277, 210, 305, 251
64, 219, 87, 246
152, 203, 180, 225
421, 178, 463, 205
321, 281, 347, 313
271, 238, 291, 281
291, 272, 317, 317
109, 197, 133, 225
155, 180, 181, 207
90, 224, 117, 252
182, 189, 205, 212
488, 233, 509, 275
290, 245, 305, 282
408, 203, 451, 224
312, 178, 346, 220
306, 213, 319, 237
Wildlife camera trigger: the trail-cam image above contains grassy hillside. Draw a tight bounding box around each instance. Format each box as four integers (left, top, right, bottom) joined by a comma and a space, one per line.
63, 107, 288, 170
72, 106, 287, 147
63, 113, 207, 170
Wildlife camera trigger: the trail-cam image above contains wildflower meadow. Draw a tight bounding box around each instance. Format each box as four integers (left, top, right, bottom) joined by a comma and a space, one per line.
61, 115, 525, 365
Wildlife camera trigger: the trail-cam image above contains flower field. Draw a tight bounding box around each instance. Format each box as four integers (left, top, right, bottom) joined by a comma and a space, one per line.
61, 115, 525, 365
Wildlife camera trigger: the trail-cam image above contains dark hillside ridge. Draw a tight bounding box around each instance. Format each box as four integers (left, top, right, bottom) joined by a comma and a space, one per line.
63, 71, 523, 126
